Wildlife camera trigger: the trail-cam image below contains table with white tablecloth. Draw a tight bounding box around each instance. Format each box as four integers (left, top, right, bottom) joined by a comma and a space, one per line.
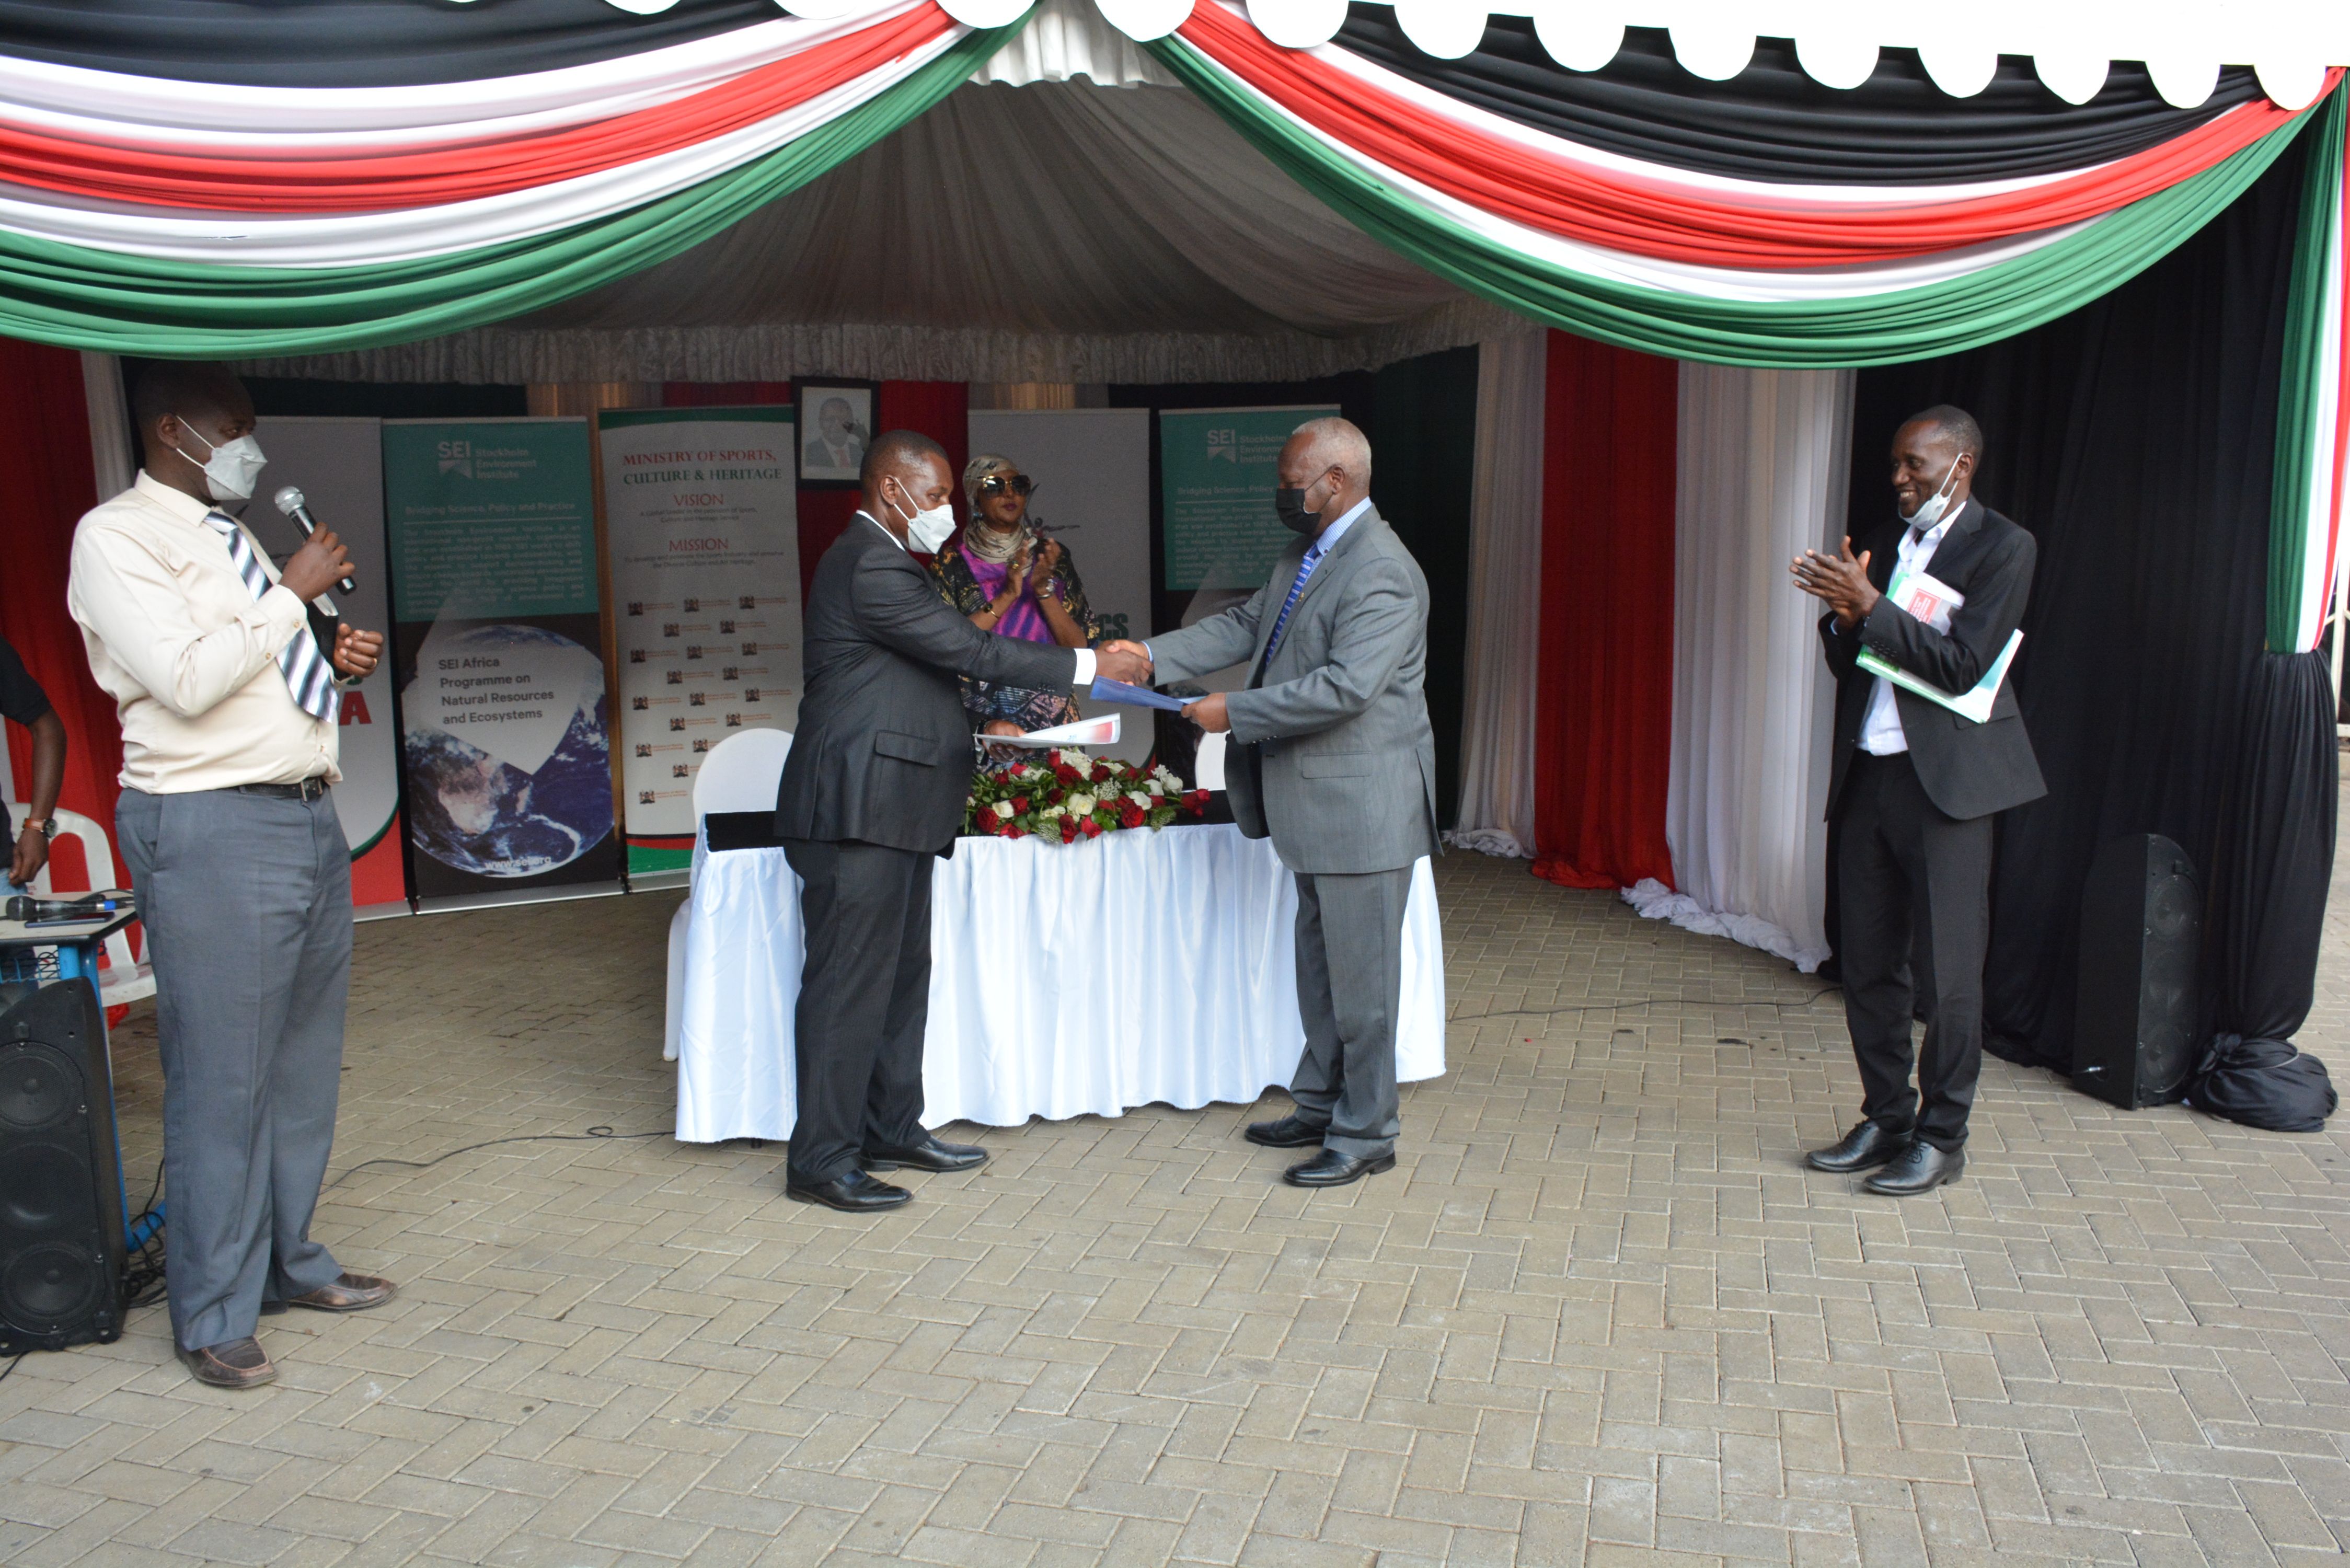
672, 822, 1445, 1142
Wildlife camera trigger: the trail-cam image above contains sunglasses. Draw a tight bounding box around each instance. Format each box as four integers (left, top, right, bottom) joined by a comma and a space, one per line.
975, 472, 1036, 498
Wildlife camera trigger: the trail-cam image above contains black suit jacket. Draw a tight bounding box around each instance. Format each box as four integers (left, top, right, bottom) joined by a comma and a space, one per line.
778, 515, 1079, 854
1821, 498, 2047, 823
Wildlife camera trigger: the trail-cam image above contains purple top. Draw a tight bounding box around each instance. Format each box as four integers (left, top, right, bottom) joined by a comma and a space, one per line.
959, 546, 1054, 645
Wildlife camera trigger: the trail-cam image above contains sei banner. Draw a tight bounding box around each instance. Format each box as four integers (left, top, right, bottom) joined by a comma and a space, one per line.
597, 407, 802, 877
381, 418, 620, 908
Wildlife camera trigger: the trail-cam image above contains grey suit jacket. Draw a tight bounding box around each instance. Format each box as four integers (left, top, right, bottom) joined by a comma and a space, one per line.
1152, 505, 1439, 875
778, 515, 1078, 855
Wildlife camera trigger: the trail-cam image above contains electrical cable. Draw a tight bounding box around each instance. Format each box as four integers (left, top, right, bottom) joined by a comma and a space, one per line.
324, 1124, 667, 1191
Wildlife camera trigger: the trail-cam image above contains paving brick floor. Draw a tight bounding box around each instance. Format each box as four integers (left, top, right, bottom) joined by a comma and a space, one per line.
4, 823, 2348, 1567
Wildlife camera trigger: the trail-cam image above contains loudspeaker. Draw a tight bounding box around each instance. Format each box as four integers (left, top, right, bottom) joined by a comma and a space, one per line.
2071, 834, 2201, 1110
0, 980, 125, 1353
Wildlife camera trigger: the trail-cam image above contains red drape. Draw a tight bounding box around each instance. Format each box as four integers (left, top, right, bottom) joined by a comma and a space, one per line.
662, 379, 967, 599
0, 337, 124, 889
1531, 329, 1678, 891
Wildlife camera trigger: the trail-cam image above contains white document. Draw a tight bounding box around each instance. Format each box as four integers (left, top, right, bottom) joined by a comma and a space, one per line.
980, 713, 1122, 750
1859, 566, 2019, 722
1885, 568, 1963, 633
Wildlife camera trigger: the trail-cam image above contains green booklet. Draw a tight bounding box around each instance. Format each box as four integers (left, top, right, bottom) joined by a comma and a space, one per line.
1857, 566, 2020, 723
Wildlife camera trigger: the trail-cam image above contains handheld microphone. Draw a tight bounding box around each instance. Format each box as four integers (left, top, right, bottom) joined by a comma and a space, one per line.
273, 485, 356, 595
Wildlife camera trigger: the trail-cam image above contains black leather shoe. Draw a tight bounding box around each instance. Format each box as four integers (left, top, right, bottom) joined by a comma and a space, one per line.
1245, 1114, 1327, 1148
862, 1135, 987, 1173
1804, 1121, 1910, 1173
176, 1336, 276, 1390
1282, 1148, 1396, 1187
786, 1171, 913, 1212
1864, 1141, 1965, 1196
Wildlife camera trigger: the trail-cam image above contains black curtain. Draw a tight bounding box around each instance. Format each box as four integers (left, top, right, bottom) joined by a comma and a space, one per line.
1848, 126, 2338, 1071
1109, 342, 1479, 826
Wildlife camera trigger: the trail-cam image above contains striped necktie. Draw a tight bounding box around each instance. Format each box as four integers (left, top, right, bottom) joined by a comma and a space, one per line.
202, 511, 338, 723
1261, 545, 1323, 665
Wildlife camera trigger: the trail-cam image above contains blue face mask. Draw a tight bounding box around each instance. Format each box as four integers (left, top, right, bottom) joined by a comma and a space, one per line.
1905, 459, 1964, 530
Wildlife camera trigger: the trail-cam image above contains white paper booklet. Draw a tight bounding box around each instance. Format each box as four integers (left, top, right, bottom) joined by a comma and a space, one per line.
1859, 567, 2019, 722
1885, 568, 1963, 633
975, 713, 1122, 750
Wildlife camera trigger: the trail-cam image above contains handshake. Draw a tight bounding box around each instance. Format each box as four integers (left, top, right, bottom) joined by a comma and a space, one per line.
1096, 640, 1230, 734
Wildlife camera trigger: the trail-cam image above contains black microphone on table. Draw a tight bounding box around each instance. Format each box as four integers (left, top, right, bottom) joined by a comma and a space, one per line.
273, 485, 356, 595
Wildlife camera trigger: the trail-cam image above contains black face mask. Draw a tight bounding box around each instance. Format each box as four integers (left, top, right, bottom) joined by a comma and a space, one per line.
1274, 485, 1321, 536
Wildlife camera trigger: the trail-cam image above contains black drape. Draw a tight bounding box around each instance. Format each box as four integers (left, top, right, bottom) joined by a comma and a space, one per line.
1339, 9, 2263, 186
1848, 126, 2337, 1071
1110, 344, 1479, 827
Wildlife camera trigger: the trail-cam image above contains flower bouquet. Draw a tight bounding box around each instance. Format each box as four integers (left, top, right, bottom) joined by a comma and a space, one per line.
965, 748, 1211, 843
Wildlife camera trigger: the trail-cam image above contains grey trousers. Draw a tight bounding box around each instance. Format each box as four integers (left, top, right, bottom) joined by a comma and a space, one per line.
117, 786, 352, 1351
1289, 866, 1411, 1158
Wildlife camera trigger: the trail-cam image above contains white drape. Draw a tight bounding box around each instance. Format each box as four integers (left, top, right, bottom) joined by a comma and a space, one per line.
1447, 329, 1547, 856
1626, 362, 1852, 971
80, 352, 133, 498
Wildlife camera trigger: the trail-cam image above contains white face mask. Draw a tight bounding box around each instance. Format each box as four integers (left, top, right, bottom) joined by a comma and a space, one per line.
888, 482, 957, 554
172, 418, 268, 503
1903, 457, 1964, 531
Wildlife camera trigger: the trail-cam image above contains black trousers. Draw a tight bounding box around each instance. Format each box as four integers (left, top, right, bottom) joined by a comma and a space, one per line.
1836, 752, 1994, 1151
782, 837, 933, 1184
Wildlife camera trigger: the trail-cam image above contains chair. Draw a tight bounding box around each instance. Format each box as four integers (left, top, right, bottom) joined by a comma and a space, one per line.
664, 728, 792, 1060
16, 803, 154, 1008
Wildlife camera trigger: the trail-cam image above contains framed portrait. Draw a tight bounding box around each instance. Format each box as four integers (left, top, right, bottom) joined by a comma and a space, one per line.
797, 381, 874, 485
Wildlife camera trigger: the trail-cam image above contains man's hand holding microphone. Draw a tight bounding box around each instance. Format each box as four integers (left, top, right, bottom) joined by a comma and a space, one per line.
274, 526, 385, 682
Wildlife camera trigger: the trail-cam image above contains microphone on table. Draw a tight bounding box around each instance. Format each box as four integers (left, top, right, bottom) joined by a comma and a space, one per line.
273, 485, 356, 595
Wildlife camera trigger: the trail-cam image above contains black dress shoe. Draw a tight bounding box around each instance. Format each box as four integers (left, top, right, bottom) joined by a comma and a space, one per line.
1245, 1114, 1327, 1148
862, 1135, 987, 1173
1282, 1148, 1396, 1187
1864, 1141, 1965, 1196
786, 1171, 913, 1212
1804, 1121, 1911, 1173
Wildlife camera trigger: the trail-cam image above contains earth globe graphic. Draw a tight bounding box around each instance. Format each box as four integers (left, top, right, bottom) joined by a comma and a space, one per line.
403, 625, 612, 879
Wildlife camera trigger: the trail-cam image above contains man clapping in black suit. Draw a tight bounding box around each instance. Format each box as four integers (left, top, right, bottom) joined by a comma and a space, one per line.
1792, 406, 2045, 1197
774, 430, 1150, 1213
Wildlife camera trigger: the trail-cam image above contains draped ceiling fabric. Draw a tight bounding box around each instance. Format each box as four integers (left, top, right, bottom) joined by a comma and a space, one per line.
1625, 363, 1850, 972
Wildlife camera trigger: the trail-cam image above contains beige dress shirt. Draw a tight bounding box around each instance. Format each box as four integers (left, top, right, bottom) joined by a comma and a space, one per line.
68, 471, 340, 793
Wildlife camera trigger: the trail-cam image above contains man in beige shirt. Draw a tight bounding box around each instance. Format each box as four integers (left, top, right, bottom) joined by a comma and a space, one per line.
68, 362, 396, 1390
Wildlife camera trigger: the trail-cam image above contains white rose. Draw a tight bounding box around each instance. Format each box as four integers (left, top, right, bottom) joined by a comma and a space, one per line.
1127, 791, 1152, 808
1061, 749, 1091, 770
1145, 779, 1164, 796
1065, 792, 1098, 817
1044, 805, 1065, 818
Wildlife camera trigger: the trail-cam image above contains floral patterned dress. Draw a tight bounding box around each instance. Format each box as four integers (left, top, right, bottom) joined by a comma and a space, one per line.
930, 535, 1101, 733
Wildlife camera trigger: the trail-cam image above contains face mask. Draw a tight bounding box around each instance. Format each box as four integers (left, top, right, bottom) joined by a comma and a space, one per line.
172, 419, 267, 503
1903, 459, 1964, 531
1274, 481, 1324, 536
888, 483, 957, 554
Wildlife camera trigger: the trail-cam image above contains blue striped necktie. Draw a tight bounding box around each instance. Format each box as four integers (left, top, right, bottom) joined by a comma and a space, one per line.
203, 511, 338, 723
1262, 546, 1322, 664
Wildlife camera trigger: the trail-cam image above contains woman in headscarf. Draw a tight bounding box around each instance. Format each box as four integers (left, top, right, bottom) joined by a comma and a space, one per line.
931, 452, 1101, 739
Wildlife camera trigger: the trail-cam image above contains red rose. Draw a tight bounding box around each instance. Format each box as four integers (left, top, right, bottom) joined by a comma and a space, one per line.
1011, 795, 1029, 814
1182, 790, 1208, 815
1060, 818, 1080, 843
1081, 817, 1102, 838
1054, 764, 1082, 786
1120, 802, 1146, 829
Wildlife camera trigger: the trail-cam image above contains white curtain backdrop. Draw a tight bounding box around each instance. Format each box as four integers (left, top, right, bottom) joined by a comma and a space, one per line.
80, 352, 133, 499
1625, 362, 1853, 971
1448, 329, 1547, 856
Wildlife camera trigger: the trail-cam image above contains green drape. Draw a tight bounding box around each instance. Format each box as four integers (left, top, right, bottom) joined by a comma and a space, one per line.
2266, 81, 2346, 651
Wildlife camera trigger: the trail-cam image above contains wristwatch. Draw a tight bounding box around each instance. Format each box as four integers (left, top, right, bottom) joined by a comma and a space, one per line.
27, 818, 55, 839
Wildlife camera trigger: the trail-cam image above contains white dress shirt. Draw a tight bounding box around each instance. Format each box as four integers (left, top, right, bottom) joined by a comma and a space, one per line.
68, 472, 340, 793
1856, 512, 1956, 756
858, 511, 1097, 686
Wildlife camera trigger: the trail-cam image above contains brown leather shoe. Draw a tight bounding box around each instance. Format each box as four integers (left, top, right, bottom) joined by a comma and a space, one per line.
176, 1336, 277, 1390
277, 1272, 397, 1313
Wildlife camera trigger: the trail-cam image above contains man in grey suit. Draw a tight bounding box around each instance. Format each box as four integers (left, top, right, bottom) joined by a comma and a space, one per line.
1108, 417, 1437, 1187
776, 430, 1150, 1213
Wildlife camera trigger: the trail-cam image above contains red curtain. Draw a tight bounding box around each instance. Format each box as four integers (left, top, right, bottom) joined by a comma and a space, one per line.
661, 378, 967, 598
0, 338, 124, 888
1530, 330, 1678, 891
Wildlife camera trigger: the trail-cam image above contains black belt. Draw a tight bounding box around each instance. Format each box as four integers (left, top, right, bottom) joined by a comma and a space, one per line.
234, 778, 330, 801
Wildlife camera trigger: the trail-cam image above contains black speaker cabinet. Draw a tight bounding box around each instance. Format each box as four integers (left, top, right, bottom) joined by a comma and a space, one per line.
2071, 834, 2201, 1111
0, 979, 126, 1353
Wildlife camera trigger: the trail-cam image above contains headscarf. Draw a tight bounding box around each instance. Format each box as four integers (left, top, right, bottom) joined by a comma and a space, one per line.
960, 452, 1028, 565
